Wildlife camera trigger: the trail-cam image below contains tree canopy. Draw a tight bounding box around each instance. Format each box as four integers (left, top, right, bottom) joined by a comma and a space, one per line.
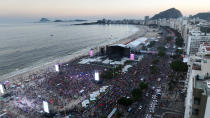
170, 60, 188, 72
150, 65, 158, 74
148, 41, 156, 47
132, 88, 142, 101
139, 82, 148, 90
157, 46, 166, 57
158, 50, 166, 57
152, 58, 159, 65
158, 46, 166, 52
118, 97, 133, 106
100, 70, 113, 79
115, 111, 123, 118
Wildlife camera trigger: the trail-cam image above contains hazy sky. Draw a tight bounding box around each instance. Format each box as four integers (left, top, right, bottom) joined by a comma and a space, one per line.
0, 0, 210, 21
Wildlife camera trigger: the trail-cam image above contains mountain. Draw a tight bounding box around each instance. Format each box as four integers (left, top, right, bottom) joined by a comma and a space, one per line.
191, 12, 210, 21
151, 8, 183, 20
40, 18, 50, 22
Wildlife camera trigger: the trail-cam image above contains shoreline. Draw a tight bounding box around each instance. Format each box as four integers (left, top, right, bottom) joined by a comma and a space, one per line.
0, 25, 148, 82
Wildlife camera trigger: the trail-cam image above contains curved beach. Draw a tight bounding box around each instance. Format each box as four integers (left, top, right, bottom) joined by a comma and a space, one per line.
0, 25, 150, 82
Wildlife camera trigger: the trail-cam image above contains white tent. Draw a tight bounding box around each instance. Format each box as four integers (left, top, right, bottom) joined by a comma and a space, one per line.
79, 90, 84, 93
93, 91, 100, 96
89, 93, 97, 101
90, 93, 96, 98
122, 65, 133, 73
126, 37, 148, 49
99, 86, 109, 93
82, 100, 90, 108
90, 97, 96, 101
100, 88, 106, 93
183, 57, 189, 63
103, 86, 109, 90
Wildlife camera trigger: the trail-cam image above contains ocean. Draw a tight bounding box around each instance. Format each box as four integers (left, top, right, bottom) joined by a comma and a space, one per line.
0, 22, 139, 77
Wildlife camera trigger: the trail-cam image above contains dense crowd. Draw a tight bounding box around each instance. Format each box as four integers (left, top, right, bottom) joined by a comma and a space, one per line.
0, 52, 171, 118
1, 60, 108, 117
0, 27, 186, 118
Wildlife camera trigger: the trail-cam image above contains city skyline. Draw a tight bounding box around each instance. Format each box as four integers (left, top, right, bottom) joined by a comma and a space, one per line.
0, 0, 210, 22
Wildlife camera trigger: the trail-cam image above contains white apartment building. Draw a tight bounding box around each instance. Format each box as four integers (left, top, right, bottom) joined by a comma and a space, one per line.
187, 30, 210, 55
197, 43, 210, 56
185, 44, 210, 118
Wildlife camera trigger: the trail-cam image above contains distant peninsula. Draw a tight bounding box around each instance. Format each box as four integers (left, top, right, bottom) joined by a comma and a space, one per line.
54, 20, 63, 22
72, 19, 87, 22
75, 19, 144, 25
39, 18, 87, 23
53, 19, 87, 22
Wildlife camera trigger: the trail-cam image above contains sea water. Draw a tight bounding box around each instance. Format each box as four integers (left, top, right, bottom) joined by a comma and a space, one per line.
0, 22, 138, 77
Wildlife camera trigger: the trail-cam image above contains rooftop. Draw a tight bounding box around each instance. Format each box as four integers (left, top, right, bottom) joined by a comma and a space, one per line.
194, 79, 210, 96
204, 42, 210, 46
126, 37, 148, 48
111, 44, 128, 48
206, 47, 210, 51
192, 55, 210, 96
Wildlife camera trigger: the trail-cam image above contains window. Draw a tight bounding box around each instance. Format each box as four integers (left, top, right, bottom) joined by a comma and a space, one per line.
194, 97, 201, 105
192, 109, 199, 116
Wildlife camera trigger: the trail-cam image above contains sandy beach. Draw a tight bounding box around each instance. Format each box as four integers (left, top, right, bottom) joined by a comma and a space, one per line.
0, 25, 157, 82
0, 25, 160, 118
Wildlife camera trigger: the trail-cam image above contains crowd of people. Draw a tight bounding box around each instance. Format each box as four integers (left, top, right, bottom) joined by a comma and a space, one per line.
0, 58, 109, 117
1, 52, 159, 118
0, 27, 186, 118
0, 51, 171, 118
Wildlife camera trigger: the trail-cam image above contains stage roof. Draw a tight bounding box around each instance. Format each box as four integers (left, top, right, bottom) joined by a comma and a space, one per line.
111, 44, 128, 48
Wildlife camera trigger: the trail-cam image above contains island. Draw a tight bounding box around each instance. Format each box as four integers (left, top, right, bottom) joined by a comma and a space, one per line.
40, 18, 50, 22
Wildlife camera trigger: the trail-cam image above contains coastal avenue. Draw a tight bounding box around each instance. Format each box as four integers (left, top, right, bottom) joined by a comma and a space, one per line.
0, 25, 186, 118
